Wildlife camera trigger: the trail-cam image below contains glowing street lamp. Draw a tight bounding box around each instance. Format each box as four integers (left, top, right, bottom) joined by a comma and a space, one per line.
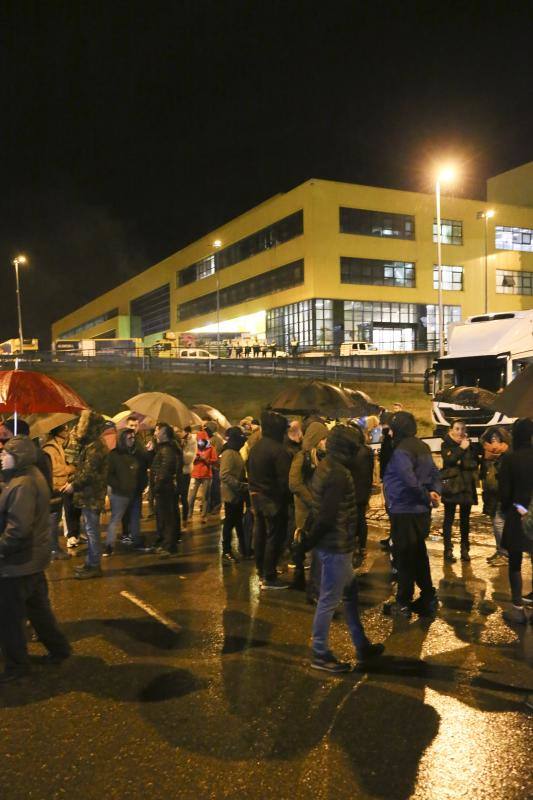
435, 167, 456, 356
213, 239, 222, 355
11, 255, 28, 356
476, 209, 495, 314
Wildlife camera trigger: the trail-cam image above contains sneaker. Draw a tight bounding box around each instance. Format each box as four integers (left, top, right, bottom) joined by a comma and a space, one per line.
66, 536, 79, 549
102, 546, 113, 558
486, 551, 500, 563
444, 549, 457, 563
503, 605, 528, 624
51, 549, 70, 561
311, 651, 352, 674
488, 554, 508, 567
119, 536, 133, 546
222, 552, 239, 564
74, 564, 103, 580
522, 592, 533, 606
261, 578, 289, 590
382, 599, 412, 618
356, 642, 385, 662
411, 596, 439, 616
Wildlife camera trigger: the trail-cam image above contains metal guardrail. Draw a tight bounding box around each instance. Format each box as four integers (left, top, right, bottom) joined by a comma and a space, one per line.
0, 351, 427, 384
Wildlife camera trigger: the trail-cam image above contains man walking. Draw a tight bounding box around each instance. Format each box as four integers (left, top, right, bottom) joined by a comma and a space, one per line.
0, 436, 70, 682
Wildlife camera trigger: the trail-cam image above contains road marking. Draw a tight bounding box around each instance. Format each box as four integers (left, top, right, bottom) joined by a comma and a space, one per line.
120, 590, 182, 634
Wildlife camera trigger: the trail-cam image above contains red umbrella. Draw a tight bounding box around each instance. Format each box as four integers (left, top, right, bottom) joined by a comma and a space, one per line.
0, 370, 88, 415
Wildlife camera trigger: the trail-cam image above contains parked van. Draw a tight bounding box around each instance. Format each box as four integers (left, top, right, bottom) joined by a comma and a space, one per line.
339, 341, 379, 356
177, 348, 217, 359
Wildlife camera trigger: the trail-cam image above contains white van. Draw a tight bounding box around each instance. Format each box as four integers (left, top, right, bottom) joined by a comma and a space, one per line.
339, 341, 379, 356
177, 348, 217, 359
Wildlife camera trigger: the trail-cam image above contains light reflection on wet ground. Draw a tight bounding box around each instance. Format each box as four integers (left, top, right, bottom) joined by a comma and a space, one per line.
0, 512, 531, 800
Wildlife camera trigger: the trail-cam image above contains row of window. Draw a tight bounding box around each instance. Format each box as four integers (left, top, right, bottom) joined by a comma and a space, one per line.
177, 210, 304, 287
177, 260, 304, 321
341, 257, 463, 290
130, 284, 170, 337
57, 307, 119, 339
496, 269, 533, 295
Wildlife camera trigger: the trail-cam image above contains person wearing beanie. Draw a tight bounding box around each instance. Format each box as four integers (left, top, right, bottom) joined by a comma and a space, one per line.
498, 418, 533, 624
247, 410, 291, 589
305, 425, 384, 673
0, 436, 71, 682
382, 411, 441, 618
220, 426, 248, 562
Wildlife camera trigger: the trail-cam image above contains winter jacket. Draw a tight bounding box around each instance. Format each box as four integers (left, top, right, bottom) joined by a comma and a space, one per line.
248, 411, 291, 508
191, 431, 218, 479
499, 418, 533, 553
0, 436, 51, 577
440, 434, 479, 506
384, 435, 441, 515
289, 422, 328, 528
43, 436, 75, 493
181, 433, 197, 476
307, 425, 359, 553
349, 431, 374, 505
479, 426, 511, 517
220, 427, 247, 503
108, 429, 149, 498
72, 411, 109, 511
150, 440, 182, 494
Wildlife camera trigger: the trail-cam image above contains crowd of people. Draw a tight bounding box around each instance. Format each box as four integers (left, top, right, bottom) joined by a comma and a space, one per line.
0, 401, 532, 682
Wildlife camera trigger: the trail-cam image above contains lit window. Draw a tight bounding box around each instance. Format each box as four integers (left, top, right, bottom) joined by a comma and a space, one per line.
433, 265, 463, 290
432, 219, 463, 245
496, 269, 533, 295
495, 226, 533, 253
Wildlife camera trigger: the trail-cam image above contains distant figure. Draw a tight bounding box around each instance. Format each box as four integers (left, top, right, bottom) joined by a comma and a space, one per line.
290, 338, 299, 357
269, 341, 277, 358
244, 343, 251, 358
261, 343, 268, 358
252, 340, 260, 358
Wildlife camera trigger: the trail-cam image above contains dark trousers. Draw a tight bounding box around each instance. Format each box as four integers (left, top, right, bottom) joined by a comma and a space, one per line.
179, 474, 191, 521
251, 494, 287, 581
0, 572, 70, 671
508, 549, 533, 605
208, 467, 221, 512
63, 492, 81, 538
155, 483, 178, 553
355, 502, 368, 549
390, 512, 435, 606
443, 503, 472, 551
222, 500, 245, 554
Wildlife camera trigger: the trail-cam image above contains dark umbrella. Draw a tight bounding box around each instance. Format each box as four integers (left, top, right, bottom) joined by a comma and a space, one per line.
342, 387, 381, 417
437, 386, 497, 410
491, 365, 533, 418
269, 380, 355, 417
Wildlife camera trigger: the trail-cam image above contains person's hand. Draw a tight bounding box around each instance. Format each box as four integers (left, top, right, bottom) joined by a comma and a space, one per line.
429, 491, 441, 507
62, 483, 74, 494
145, 440, 154, 451
459, 437, 469, 450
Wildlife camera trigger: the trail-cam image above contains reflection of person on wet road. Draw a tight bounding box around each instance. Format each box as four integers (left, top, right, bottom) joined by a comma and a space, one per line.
306, 425, 385, 673
383, 412, 441, 618
440, 421, 480, 563
498, 418, 533, 624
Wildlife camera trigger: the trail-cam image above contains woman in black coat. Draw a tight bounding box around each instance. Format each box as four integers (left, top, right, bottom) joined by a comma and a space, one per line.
440, 420, 480, 562
498, 418, 533, 623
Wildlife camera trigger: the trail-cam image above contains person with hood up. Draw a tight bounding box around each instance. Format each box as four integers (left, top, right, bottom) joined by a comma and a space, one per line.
42, 423, 76, 560
480, 425, 511, 565
187, 430, 218, 523
440, 420, 480, 563
383, 411, 441, 618
289, 421, 329, 591
220, 426, 248, 562
0, 436, 71, 682
150, 422, 183, 556
248, 410, 292, 589
63, 410, 109, 580
498, 417, 533, 624
304, 425, 384, 673
104, 428, 150, 556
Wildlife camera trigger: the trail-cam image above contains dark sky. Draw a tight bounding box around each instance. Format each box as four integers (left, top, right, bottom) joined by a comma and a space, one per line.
1, 0, 533, 345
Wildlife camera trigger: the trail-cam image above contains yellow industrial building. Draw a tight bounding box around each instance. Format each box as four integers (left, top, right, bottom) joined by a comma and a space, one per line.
53, 164, 533, 353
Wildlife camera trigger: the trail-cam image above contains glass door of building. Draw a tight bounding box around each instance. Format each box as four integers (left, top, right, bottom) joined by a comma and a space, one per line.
372, 327, 415, 351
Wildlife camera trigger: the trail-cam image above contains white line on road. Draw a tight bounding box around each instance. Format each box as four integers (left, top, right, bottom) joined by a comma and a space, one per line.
120, 590, 182, 634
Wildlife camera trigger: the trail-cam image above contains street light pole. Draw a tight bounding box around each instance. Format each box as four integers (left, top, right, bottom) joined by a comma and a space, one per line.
477, 210, 494, 314
435, 179, 444, 357
12, 255, 27, 356
213, 239, 222, 356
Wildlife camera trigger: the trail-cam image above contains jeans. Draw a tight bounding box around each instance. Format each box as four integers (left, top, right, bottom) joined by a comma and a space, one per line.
81, 507, 102, 567
251, 494, 287, 581
443, 503, 472, 551
390, 512, 435, 606
49, 507, 63, 551
106, 491, 132, 547
188, 477, 211, 517
0, 572, 70, 671
492, 507, 506, 553
222, 500, 244, 554
312, 550, 368, 656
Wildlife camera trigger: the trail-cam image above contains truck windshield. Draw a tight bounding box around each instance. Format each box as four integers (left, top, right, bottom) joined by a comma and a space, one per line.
436, 356, 506, 392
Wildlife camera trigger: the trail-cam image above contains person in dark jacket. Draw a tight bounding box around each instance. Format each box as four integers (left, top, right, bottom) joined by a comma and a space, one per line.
151, 422, 181, 557
383, 411, 441, 617
440, 420, 480, 562
498, 418, 533, 624
63, 410, 109, 580
248, 410, 291, 589
347, 422, 374, 555
0, 436, 70, 682
480, 426, 511, 565
104, 429, 150, 556
306, 425, 384, 673
220, 426, 248, 562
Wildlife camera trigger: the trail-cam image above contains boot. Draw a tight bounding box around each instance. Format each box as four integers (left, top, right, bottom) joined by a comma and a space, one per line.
461, 547, 471, 562
444, 548, 456, 563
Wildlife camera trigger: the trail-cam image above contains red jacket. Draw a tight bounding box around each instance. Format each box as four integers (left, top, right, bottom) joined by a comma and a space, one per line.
191, 432, 218, 479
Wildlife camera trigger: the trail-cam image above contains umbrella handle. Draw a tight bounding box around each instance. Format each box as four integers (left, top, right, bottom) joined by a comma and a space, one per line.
13, 410, 18, 436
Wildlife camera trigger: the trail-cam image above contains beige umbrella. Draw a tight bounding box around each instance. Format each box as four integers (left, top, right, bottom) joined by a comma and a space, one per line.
112, 409, 155, 430
191, 403, 232, 430
124, 392, 201, 428
27, 412, 78, 439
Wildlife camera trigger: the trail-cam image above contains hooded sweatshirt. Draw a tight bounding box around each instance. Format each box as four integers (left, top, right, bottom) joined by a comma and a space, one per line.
289, 422, 329, 528
191, 430, 218, 479
0, 436, 51, 577
247, 411, 291, 506
72, 410, 109, 510
220, 427, 247, 504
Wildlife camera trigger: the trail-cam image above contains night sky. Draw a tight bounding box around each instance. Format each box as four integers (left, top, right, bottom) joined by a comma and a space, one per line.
2, 1, 533, 345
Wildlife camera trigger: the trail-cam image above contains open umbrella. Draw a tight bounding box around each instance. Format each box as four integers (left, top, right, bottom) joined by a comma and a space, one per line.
26, 412, 78, 439
342, 387, 381, 417
491, 365, 533, 418
191, 403, 232, 430
112, 410, 155, 430
436, 385, 497, 410
125, 392, 201, 428
269, 380, 355, 417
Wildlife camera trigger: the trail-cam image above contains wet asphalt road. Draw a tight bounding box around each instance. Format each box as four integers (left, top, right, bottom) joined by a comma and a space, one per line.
0, 510, 532, 800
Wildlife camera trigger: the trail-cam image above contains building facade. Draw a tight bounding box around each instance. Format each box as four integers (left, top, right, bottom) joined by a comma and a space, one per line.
52, 168, 533, 353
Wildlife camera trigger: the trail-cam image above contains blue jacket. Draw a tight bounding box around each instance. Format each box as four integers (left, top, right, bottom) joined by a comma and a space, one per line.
384, 436, 441, 514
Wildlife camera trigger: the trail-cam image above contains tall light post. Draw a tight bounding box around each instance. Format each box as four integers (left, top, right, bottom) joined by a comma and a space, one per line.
12, 255, 27, 355
476, 209, 495, 314
435, 168, 455, 356
213, 239, 222, 355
